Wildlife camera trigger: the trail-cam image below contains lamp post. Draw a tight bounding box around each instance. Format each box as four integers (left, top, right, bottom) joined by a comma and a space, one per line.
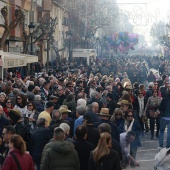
28, 22, 35, 55
66, 31, 73, 62
85, 35, 90, 49
96, 37, 100, 57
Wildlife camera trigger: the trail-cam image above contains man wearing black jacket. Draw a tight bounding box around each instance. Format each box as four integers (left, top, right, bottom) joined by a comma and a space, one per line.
107, 93, 117, 115
159, 89, 170, 148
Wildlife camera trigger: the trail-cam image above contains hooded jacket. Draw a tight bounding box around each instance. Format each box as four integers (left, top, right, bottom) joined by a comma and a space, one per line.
40, 141, 79, 170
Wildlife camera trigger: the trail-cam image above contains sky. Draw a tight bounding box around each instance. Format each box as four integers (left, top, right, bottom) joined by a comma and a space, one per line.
116, 0, 170, 42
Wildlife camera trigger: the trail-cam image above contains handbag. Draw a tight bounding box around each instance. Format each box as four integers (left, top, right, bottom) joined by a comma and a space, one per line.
147, 98, 159, 118
11, 154, 22, 170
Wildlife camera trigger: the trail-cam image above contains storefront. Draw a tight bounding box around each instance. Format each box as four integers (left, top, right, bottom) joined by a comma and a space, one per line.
0, 51, 38, 78
72, 49, 97, 65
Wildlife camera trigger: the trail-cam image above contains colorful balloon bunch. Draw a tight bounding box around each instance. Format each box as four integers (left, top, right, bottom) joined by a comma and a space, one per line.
107, 32, 139, 53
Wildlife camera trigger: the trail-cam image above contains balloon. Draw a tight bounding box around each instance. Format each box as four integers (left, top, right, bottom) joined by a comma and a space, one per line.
116, 39, 121, 46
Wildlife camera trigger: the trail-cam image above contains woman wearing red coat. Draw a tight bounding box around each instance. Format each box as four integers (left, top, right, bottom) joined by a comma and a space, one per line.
2, 134, 35, 170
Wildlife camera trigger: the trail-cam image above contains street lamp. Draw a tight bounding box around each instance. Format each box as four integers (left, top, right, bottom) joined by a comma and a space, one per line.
96, 37, 100, 57
65, 31, 73, 62
28, 22, 35, 55
85, 35, 90, 48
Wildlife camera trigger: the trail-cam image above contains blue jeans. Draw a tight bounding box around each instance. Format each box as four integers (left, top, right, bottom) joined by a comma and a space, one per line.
159, 118, 170, 147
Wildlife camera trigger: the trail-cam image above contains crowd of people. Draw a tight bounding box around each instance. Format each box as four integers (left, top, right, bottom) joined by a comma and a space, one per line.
0, 55, 170, 170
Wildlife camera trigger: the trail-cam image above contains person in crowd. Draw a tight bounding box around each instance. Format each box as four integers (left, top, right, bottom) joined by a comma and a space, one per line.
160, 80, 169, 98
82, 114, 100, 147
73, 125, 95, 170
159, 89, 170, 149
106, 92, 117, 115
120, 131, 139, 168
59, 123, 73, 142
0, 105, 10, 136
31, 118, 52, 170
147, 71, 156, 82
0, 92, 6, 107
49, 95, 60, 110
73, 105, 86, 135
133, 82, 139, 98
3, 98, 14, 118
50, 110, 70, 131
124, 109, 141, 166
133, 90, 147, 134
86, 104, 100, 123
100, 90, 108, 106
110, 108, 124, 134
87, 91, 103, 111
9, 89, 19, 106
26, 85, 35, 102
88, 132, 122, 170
40, 127, 79, 170
95, 108, 119, 142
92, 102, 99, 114
98, 123, 122, 161
0, 125, 16, 164
2, 134, 35, 170
77, 98, 87, 107
38, 101, 54, 127
153, 81, 162, 97
40, 81, 51, 102
34, 86, 41, 95
57, 86, 66, 106
139, 84, 146, 96
145, 82, 154, 102
14, 94, 27, 118
63, 93, 76, 116
119, 100, 132, 113
34, 95, 44, 112
144, 89, 162, 139
8, 108, 31, 150
25, 101, 40, 132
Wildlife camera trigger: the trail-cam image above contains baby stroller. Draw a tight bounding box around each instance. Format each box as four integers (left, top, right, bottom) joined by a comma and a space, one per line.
154, 148, 170, 170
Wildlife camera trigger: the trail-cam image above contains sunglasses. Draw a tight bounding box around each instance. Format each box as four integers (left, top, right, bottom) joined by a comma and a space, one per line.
154, 84, 158, 85
28, 105, 32, 107
7, 101, 11, 103
127, 115, 133, 117
17, 98, 21, 100
69, 86, 73, 88
116, 114, 122, 116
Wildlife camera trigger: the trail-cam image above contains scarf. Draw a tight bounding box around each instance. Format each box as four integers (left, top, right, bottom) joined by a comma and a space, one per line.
125, 118, 135, 132
138, 97, 144, 117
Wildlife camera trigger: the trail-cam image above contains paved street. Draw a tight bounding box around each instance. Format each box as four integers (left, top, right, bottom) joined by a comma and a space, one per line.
126, 132, 168, 170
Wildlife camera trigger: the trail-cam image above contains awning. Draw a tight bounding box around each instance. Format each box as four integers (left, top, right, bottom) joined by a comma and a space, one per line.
2, 52, 38, 68
72, 49, 97, 65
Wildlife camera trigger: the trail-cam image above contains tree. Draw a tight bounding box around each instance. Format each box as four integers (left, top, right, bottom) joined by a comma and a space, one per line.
0, 6, 25, 50
22, 13, 57, 54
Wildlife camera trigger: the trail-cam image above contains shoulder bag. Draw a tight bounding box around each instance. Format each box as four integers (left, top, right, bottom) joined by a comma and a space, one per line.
11, 154, 22, 170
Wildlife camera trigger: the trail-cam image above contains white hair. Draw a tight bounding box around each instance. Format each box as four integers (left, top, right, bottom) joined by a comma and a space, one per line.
77, 98, 87, 107
59, 123, 70, 134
